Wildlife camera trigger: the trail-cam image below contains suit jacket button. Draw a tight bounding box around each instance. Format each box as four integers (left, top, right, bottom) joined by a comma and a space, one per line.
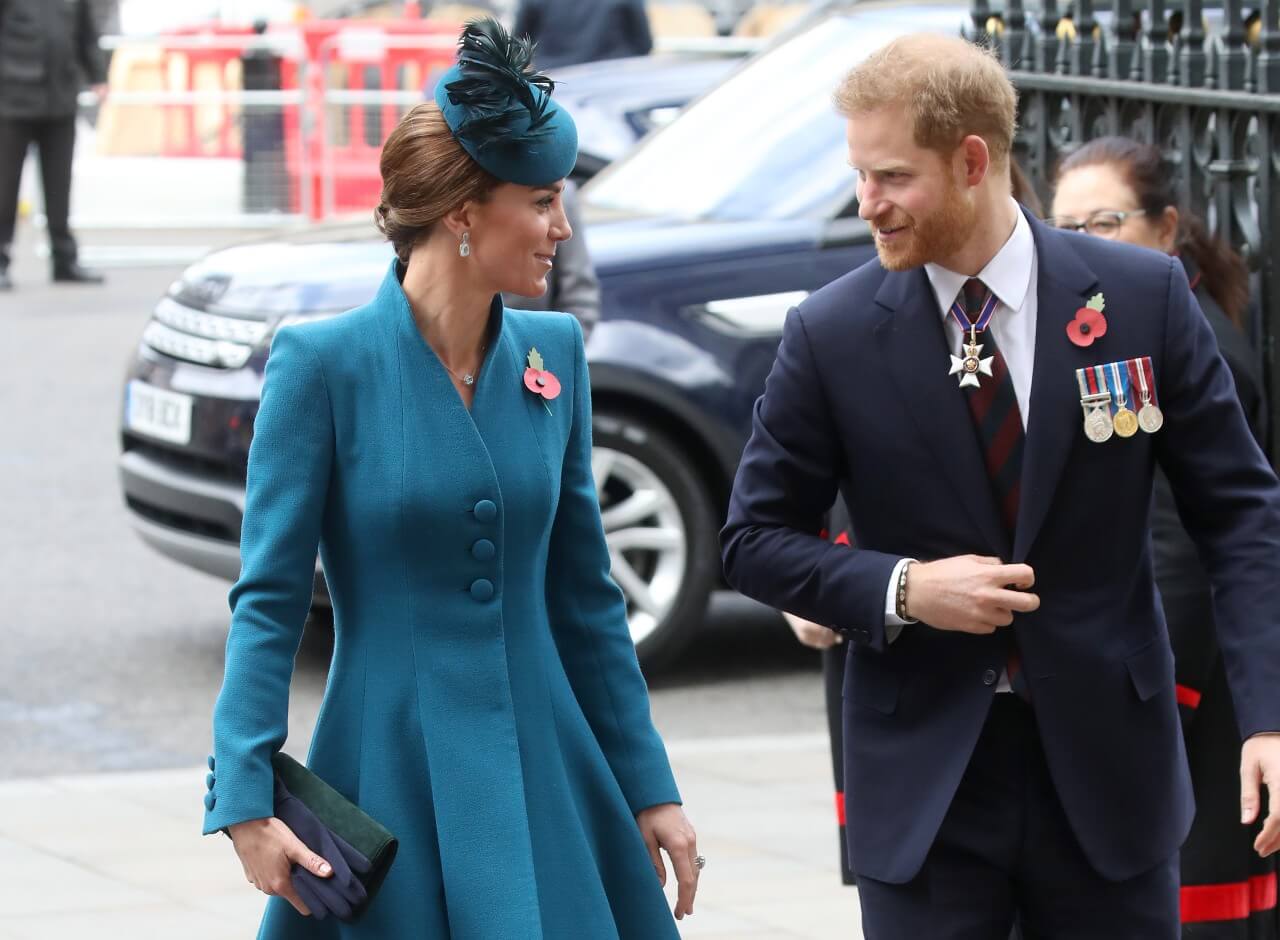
982, 668, 998, 686
470, 579, 495, 602
204, 791, 217, 811
471, 539, 496, 561
473, 499, 497, 522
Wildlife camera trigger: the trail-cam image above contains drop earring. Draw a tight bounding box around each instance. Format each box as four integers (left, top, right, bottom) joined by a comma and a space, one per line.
459, 232, 471, 258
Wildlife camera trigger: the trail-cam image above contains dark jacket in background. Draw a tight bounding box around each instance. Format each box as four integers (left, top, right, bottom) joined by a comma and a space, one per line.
0, 0, 105, 119
503, 181, 601, 340
1152, 261, 1267, 710
513, 0, 653, 70
1154, 259, 1277, 936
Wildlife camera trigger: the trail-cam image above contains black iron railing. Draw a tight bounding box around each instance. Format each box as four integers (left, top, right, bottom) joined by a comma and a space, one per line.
968, 0, 1280, 458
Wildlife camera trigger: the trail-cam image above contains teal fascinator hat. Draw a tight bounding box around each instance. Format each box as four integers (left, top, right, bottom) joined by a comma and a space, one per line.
434, 18, 578, 186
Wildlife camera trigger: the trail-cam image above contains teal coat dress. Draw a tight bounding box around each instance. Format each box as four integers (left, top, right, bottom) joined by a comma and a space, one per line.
202, 261, 682, 939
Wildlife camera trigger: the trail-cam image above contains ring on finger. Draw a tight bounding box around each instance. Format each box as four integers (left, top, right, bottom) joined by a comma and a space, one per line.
694, 855, 706, 871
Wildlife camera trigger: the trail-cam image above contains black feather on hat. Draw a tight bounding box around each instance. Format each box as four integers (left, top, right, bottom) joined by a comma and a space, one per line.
432, 18, 578, 185
443, 18, 555, 150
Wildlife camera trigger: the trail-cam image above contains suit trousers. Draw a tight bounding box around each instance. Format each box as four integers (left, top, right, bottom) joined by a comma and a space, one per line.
856, 695, 1180, 939
0, 114, 78, 269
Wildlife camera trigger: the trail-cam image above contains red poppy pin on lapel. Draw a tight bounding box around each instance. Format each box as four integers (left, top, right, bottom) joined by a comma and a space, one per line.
1067, 293, 1108, 347
524, 347, 560, 415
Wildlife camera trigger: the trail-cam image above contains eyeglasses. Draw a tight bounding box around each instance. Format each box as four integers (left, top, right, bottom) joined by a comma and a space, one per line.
1046, 209, 1147, 238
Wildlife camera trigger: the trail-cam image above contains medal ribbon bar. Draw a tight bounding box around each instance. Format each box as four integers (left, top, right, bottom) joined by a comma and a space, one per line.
1108, 361, 1133, 408
1091, 364, 1111, 400
1126, 355, 1164, 433
1076, 364, 1116, 443
1124, 357, 1159, 409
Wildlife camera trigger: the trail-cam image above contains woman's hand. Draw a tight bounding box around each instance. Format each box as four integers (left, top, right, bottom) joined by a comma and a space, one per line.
636, 803, 700, 919
783, 611, 843, 650
228, 817, 334, 916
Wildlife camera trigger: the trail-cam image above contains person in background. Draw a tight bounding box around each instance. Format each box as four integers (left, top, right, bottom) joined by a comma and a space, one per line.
503, 179, 599, 340
0, 0, 107, 290
1051, 136, 1275, 939
514, 0, 653, 70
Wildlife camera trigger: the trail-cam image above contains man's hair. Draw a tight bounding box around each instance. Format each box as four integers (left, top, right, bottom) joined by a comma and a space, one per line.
833, 34, 1018, 167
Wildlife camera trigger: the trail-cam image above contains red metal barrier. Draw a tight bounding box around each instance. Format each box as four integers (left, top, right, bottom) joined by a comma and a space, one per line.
294, 19, 458, 218
157, 24, 258, 159
155, 16, 459, 219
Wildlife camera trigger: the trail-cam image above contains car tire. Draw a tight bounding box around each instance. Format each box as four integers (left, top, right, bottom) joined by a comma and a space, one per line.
591, 409, 719, 670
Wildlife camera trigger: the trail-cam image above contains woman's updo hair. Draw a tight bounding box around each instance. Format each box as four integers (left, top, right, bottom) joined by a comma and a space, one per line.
375, 102, 501, 264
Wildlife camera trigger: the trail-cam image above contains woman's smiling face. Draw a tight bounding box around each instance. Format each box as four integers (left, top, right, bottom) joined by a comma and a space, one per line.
466, 180, 573, 297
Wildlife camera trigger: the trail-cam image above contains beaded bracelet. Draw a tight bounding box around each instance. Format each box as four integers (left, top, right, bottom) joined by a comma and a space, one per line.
895, 560, 919, 624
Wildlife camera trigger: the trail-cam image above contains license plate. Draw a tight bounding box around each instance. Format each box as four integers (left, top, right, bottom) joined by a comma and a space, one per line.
126, 381, 193, 445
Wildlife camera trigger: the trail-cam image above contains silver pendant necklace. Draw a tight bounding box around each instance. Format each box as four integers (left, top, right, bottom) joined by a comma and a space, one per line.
442, 345, 486, 386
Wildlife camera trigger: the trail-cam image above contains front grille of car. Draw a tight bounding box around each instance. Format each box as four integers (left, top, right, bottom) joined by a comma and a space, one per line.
123, 437, 246, 485
142, 297, 269, 369
125, 496, 238, 542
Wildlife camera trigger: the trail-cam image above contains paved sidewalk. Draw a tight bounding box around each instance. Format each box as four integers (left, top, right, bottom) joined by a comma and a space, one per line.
0, 733, 864, 939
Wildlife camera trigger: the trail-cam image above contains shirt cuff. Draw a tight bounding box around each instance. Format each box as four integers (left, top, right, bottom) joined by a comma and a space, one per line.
883, 558, 916, 642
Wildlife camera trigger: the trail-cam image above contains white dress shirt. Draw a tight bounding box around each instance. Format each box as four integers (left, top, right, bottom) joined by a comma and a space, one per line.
881, 202, 1039, 675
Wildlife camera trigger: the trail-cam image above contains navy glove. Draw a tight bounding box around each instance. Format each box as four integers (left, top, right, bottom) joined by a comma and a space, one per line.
274, 773, 372, 921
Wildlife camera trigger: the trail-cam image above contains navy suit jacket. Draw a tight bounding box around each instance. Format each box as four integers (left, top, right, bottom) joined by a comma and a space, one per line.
721, 211, 1280, 884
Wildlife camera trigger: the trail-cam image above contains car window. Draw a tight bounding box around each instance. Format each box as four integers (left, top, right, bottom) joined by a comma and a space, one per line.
583, 5, 967, 223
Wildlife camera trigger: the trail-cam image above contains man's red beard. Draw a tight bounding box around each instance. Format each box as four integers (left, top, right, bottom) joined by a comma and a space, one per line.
870, 179, 975, 271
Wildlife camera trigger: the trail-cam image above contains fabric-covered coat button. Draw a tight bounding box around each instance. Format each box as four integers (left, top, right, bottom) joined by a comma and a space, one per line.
207, 755, 215, 771
472, 539, 495, 561
473, 499, 497, 522
470, 579, 495, 601
982, 668, 998, 686
206, 773, 215, 790
204, 791, 217, 811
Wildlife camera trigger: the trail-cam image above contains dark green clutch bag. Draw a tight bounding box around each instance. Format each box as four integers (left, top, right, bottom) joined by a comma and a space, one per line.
271, 752, 399, 914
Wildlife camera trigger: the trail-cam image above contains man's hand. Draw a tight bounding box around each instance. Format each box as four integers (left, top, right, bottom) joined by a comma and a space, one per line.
904, 555, 1039, 633
1241, 733, 1280, 856
783, 611, 843, 650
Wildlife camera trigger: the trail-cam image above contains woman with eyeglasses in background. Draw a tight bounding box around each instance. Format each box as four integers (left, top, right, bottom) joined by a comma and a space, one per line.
1052, 136, 1274, 939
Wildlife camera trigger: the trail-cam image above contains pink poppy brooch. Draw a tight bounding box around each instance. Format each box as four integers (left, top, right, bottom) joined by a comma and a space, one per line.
523, 347, 561, 414
1067, 293, 1108, 348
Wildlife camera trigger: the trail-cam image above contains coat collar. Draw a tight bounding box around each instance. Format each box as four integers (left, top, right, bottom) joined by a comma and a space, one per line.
923, 200, 1036, 321
1012, 212, 1101, 560
379, 259, 509, 419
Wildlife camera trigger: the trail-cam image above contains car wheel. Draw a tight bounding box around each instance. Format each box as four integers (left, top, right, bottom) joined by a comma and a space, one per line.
591, 410, 719, 669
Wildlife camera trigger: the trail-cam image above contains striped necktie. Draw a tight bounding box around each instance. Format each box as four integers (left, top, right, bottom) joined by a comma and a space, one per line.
958, 278, 1030, 699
